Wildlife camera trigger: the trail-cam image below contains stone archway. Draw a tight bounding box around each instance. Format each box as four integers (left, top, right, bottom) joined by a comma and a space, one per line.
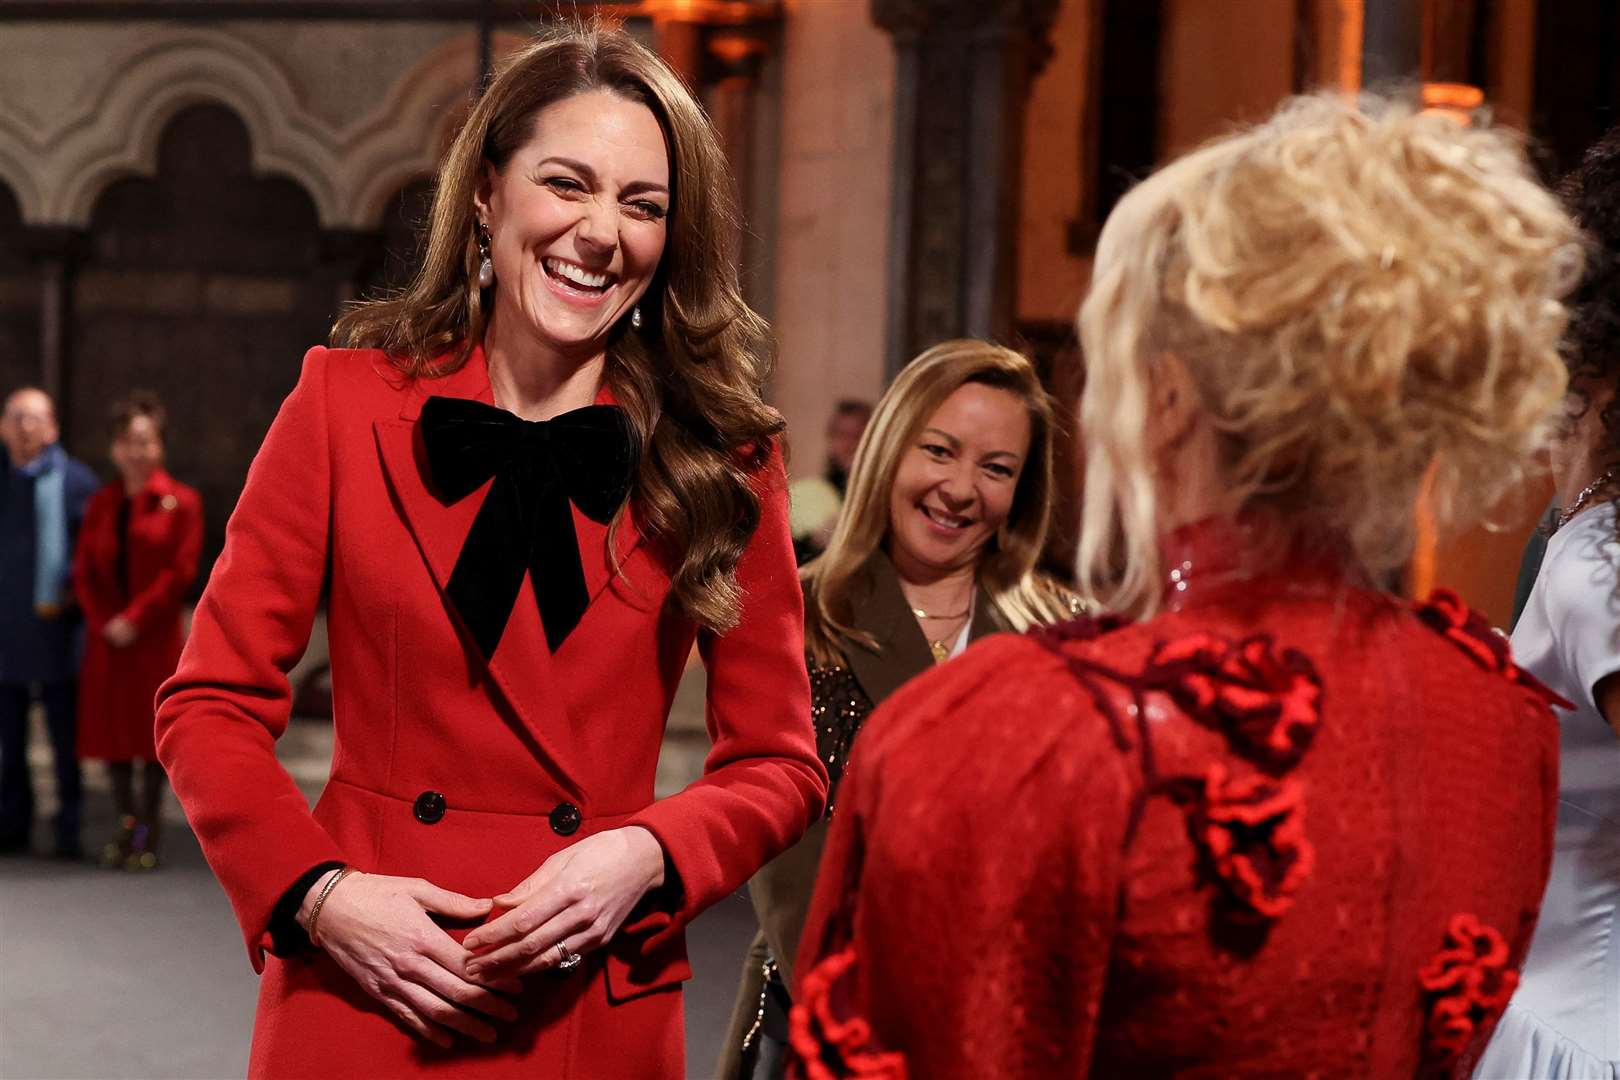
71, 103, 335, 583
0, 25, 503, 231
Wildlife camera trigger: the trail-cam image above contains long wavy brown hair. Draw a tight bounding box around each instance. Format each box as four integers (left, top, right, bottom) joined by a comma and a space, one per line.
332, 22, 780, 632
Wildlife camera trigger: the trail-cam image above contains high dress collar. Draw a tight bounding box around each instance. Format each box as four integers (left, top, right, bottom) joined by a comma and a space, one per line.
1158, 514, 1363, 613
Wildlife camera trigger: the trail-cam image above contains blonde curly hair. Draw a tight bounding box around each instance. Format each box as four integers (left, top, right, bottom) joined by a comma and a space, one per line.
1077, 93, 1584, 618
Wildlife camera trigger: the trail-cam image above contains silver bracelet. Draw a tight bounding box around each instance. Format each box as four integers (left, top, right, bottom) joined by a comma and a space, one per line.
306, 867, 350, 948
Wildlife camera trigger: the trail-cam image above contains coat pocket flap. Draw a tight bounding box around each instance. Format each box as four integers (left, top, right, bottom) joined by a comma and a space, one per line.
603, 925, 691, 1003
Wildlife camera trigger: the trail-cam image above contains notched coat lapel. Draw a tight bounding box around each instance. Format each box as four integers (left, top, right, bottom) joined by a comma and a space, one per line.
841, 551, 1011, 709
842, 553, 937, 709
372, 359, 584, 793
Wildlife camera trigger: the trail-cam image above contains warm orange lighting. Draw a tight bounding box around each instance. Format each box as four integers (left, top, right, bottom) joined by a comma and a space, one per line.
1421, 82, 1485, 124
1335, 0, 1363, 95
1408, 458, 1441, 600
643, 0, 701, 15
709, 34, 767, 66
636, 0, 772, 20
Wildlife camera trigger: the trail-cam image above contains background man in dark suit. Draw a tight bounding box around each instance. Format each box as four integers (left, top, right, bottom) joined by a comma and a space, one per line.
0, 387, 99, 856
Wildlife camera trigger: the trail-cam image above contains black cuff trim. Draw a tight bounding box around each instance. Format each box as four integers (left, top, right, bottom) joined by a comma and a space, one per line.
267, 861, 345, 957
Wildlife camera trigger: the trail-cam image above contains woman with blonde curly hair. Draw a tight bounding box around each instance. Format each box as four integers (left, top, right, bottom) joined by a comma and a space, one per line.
155, 22, 825, 1078
792, 93, 1580, 1079
717, 340, 1080, 1079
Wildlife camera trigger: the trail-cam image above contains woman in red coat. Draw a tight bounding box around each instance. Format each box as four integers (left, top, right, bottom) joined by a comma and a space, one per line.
155, 24, 826, 1080
75, 392, 201, 870
792, 95, 1580, 1079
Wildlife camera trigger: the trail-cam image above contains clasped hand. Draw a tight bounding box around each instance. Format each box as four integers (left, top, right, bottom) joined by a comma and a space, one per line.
305, 826, 666, 1047
463, 825, 666, 979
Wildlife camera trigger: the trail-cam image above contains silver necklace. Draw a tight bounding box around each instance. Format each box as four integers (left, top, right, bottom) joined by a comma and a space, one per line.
1555, 470, 1616, 530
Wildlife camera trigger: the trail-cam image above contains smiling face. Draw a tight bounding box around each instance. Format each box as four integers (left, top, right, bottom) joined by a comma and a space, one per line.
886, 382, 1033, 578
476, 88, 671, 359
111, 414, 163, 486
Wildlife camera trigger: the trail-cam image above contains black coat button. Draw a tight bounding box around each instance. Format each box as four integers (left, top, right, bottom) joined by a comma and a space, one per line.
413, 791, 447, 824
549, 802, 581, 836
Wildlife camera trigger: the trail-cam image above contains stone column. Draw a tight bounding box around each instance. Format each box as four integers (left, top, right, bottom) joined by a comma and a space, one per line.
646, 8, 782, 316
872, 0, 1060, 375
705, 28, 777, 317
18, 227, 89, 437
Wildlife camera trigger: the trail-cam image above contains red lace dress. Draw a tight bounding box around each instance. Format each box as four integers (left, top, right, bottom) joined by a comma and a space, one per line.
790, 522, 1565, 1080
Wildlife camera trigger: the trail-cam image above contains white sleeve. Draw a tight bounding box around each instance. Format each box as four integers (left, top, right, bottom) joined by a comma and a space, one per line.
1542, 519, 1620, 713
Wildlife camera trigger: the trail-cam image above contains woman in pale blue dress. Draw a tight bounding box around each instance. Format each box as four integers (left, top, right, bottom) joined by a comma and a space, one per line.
1477, 128, 1620, 1080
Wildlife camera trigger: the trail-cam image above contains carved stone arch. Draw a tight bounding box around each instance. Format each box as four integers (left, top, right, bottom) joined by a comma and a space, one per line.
341, 30, 528, 229
39, 29, 343, 227
0, 138, 44, 225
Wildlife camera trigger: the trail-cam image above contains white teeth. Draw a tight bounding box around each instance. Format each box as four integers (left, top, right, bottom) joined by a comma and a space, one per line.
544, 258, 610, 289
922, 506, 970, 529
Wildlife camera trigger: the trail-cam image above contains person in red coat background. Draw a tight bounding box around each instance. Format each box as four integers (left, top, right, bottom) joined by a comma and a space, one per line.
75, 392, 201, 870
155, 23, 826, 1080
792, 94, 1581, 1079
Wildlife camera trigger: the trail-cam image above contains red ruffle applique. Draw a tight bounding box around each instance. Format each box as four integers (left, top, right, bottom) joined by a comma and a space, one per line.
1418, 913, 1520, 1067
1183, 763, 1315, 921
1415, 589, 1572, 711
788, 948, 908, 1080
1146, 632, 1324, 769
1035, 624, 1323, 930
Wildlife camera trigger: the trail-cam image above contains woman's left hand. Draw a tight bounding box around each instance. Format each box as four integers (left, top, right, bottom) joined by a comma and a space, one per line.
463, 825, 666, 979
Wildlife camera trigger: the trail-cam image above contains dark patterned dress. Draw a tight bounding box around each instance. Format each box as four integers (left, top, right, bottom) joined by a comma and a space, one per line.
809, 663, 873, 817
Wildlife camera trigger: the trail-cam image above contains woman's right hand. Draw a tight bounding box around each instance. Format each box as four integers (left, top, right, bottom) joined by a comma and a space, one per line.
299, 870, 522, 1048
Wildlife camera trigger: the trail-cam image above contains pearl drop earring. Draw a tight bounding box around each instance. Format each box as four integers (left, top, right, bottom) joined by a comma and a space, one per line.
475, 221, 494, 289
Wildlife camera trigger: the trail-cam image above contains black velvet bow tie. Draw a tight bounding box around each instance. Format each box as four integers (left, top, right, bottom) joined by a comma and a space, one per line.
418, 396, 636, 657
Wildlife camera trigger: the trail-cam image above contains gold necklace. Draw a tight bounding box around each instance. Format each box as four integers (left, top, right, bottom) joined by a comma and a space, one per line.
927, 634, 958, 664
905, 587, 973, 664
913, 607, 970, 664
909, 605, 970, 620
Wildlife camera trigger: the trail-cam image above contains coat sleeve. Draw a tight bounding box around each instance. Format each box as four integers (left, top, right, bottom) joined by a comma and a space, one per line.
73, 487, 119, 633
622, 444, 828, 947
154, 348, 346, 971
122, 487, 203, 633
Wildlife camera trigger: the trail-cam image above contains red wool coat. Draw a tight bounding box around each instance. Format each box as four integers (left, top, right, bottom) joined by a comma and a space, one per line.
75, 469, 202, 762
155, 346, 826, 1079
794, 524, 1561, 1080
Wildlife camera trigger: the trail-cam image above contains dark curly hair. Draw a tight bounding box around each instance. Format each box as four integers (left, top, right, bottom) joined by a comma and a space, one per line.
1558, 126, 1620, 537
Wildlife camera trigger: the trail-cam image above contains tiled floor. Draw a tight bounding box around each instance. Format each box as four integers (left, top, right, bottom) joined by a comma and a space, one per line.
0, 672, 759, 1080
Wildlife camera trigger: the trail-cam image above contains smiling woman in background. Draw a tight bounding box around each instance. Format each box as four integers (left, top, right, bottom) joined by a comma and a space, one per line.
74, 392, 202, 872
154, 23, 825, 1079
718, 339, 1080, 1080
